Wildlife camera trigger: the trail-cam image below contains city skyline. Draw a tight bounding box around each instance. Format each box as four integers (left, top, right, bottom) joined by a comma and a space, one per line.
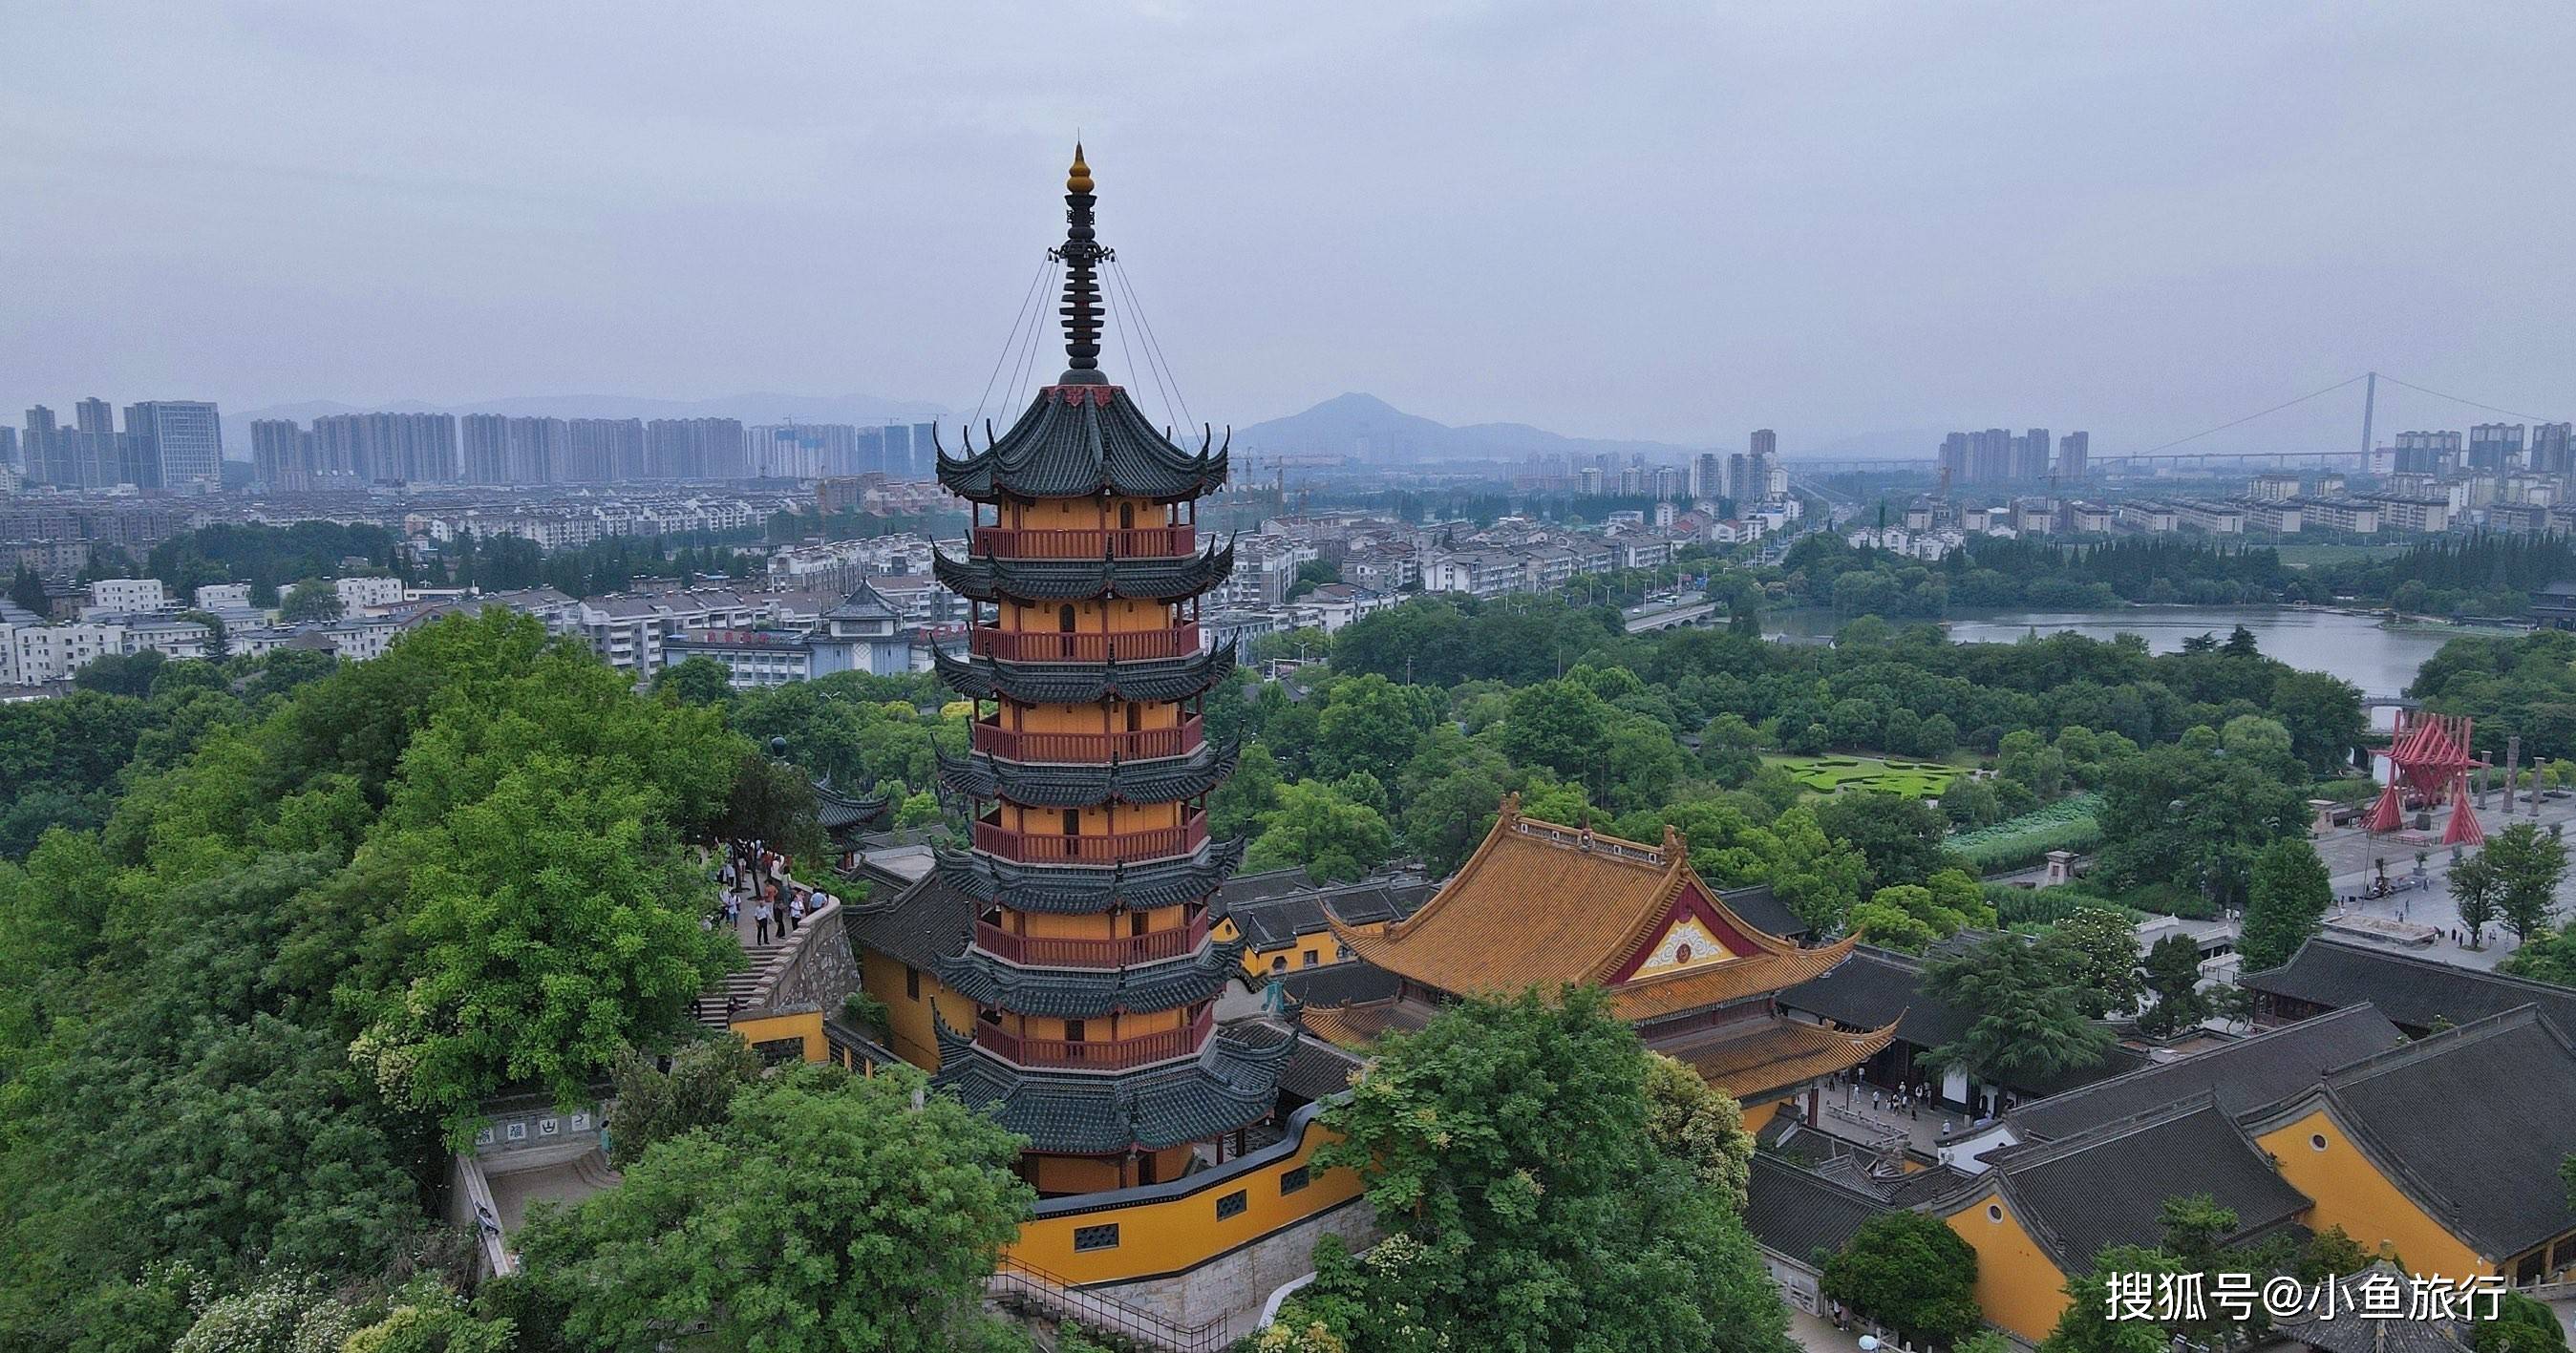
4, 4, 2571, 457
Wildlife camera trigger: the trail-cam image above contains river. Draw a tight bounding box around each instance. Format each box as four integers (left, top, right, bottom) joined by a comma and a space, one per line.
1764, 606, 2511, 701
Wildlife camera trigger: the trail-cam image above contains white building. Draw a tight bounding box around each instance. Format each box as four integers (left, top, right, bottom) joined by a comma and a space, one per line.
86, 578, 167, 615
192, 582, 254, 611
335, 576, 406, 613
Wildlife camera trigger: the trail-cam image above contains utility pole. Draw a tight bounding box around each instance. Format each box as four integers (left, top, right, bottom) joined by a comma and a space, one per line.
2360, 370, 2377, 466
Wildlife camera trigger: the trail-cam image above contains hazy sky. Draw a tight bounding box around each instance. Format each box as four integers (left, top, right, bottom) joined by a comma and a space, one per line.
6, 1, 2572, 455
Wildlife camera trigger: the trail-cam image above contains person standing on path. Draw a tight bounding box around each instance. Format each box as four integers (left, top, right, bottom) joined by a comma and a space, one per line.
752, 892, 775, 945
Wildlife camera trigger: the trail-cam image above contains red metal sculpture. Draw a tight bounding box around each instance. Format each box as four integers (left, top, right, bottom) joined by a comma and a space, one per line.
2364, 709, 2483, 847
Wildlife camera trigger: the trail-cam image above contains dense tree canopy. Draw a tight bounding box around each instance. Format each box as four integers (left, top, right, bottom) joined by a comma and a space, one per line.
1290, 987, 1792, 1353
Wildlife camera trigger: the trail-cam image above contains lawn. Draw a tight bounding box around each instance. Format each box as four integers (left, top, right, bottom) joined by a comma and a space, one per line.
1763, 753, 1965, 798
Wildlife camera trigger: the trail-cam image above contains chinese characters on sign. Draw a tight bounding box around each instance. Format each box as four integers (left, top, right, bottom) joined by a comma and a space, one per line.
2105, 1271, 2508, 1323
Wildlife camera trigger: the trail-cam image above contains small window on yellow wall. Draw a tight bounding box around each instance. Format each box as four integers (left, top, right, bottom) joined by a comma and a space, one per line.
2310, 1132, 2329, 1152
905, 966, 921, 1001
1986, 1203, 2004, 1222
1302, 950, 1320, 967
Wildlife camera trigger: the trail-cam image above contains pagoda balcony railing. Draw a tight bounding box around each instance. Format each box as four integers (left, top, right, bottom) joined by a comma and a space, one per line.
971, 525, 1196, 560
972, 812, 1208, 866
969, 624, 1201, 664
974, 1005, 1214, 1071
969, 716, 1203, 764
972, 912, 1210, 967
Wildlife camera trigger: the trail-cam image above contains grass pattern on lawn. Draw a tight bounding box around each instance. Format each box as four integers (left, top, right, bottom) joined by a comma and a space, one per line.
1763, 753, 1966, 798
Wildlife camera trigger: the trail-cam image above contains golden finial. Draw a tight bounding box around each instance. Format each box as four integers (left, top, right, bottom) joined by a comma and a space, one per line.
1068, 142, 1093, 194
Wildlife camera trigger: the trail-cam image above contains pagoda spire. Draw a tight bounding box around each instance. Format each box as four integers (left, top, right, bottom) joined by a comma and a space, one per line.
1049, 143, 1114, 386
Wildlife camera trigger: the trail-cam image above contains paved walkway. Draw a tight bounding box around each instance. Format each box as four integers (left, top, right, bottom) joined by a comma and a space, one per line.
2305, 791, 2576, 971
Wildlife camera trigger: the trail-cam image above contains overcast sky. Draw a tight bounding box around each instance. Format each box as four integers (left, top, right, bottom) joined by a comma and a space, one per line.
5, 1, 2572, 455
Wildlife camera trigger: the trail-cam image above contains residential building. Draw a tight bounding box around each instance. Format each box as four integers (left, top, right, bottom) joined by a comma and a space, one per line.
122, 400, 224, 491
2056, 431, 2088, 479
2468, 423, 2525, 473
309, 412, 459, 484
192, 582, 253, 611
2392, 430, 2460, 476
86, 577, 167, 614
335, 576, 406, 613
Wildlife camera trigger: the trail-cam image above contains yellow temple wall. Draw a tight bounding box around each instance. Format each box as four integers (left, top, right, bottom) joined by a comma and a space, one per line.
2255, 1109, 2487, 1279
1007, 1110, 1364, 1286
861, 946, 977, 1071
1946, 1194, 2073, 1343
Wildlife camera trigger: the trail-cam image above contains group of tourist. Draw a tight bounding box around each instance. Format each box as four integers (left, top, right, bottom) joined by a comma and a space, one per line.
715, 841, 840, 946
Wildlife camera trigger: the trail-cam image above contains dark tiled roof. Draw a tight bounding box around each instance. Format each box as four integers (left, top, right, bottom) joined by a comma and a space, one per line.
1778, 944, 2146, 1096
930, 1021, 1290, 1153
1720, 884, 1811, 941
843, 871, 975, 970
1276, 961, 1404, 1008
1745, 1153, 1890, 1266
1277, 1038, 1364, 1103
935, 384, 1229, 502
1985, 1097, 2311, 1274
813, 781, 891, 835
1223, 874, 1430, 951
936, 741, 1240, 809
934, 643, 1236, 704
932, 541, 1234, 603
2243, 937, 2576, 1035
2310, 1006, 2576, 1260
2269, 1262, 2475, 1353
936, 837, 1246, 915
931, 940, 1245, 1018
1779, 946, 1972, 1051
821, 583, 900, 622
2009, 1005, 2406, 1144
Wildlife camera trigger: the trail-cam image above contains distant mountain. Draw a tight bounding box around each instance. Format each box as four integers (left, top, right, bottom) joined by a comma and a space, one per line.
1234, 392, 1709, 463
223, 391, 948, 455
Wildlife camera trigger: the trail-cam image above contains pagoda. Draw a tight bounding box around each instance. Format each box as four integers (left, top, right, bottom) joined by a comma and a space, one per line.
1322, 796, 1894, 1120
924, 147, 1290, 1196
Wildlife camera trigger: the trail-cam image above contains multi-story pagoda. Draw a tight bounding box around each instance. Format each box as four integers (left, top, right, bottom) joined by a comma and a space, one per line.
924, 147, 1290, 1196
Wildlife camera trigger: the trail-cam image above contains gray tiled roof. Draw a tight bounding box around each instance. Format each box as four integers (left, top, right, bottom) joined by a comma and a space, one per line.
932, 939, 1245, 1018
2308, 1006, 2576, 1260
1989, 1097, 2311, 1273
935, 837, 1247, 915
2243, 937, 2576, 1035
1277, 1039, 1365, 1103
935, 385, 1228, 502
1779, 943, 2145, 1096
2268, 1262, 2475, 1353
933, 643, 1236, 704
1227, 874, 1430, 951
1745, 1153, 1890, 1267
1277, 961, 1404, 1009
932, 541, 1235, 603
821, 582, 900, 622
1718, 883, 1810, 941
936, 740, 1240, 809
930, 1021, 1291, 1153
2008, 1005, 2405, 1145
841, 871, 975, 970
813, 781, 890, 835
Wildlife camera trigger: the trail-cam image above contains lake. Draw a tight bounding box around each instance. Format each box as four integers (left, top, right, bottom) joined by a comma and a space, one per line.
1766, 606, 2507, 701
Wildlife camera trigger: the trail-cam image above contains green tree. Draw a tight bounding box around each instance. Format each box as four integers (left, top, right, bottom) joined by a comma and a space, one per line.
1820, 1211, 1982, 1344
710, 748, 828, 865
513, 1064, 1033, 1353
1309, 987, 1793, 1353
1848, 870, 1995, 954
9, 564, 48, 616
650, 653, 735, 707
2097, 725, 2310, 908
2241, 838, 2331, 972
1697, 712, 1766, 786
603, 1036, 765, 1167
1211, 739, 1286, 842
1314, 673, 1440, 785
2451, 849, 2503, 950
2473, 1292, 2569, 1353
2045, 1245, 2193, 1353
1498, 677, 1614, 782
279, 578, 344, 622
1814, 791, 1961, 894
2136, 932, 2206, 1037
2038, 907, 2143, 1020
2485, 822, 2568, 945
1926, 933, 2115, 1085
1243, 780, 1395, 882
1642, 1050, 1753, 1208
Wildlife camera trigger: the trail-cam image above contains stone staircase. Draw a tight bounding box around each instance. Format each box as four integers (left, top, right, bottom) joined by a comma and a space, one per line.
691, 940, 782, 1029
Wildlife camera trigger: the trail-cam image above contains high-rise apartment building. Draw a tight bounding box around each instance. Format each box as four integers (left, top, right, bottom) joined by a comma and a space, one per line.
0, 426, 17, 471
74, 398, 113, 436
564, 418, 647, 482
2392, 431, 2460, 476
644, 417, 746, 479
1746, 430, 1776, 503
1938, 425, 2088, 484
123, 401, 224, 491
460, 414, 574, 484
2057, 431, 2089, 479
310, 412, 458, 484
1694, 452, 1721, 501
2467, 424, 2526, 474
2533, 424, 2574, 478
